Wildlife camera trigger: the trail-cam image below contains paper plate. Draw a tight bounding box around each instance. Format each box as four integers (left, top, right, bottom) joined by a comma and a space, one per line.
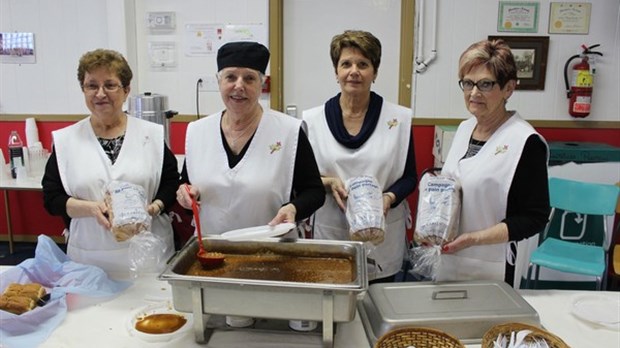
127, 301, 193, 342
221, 222, 296, 241
571, 294, 620, 329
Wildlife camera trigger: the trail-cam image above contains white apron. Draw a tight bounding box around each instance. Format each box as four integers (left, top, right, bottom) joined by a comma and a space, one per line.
53, 116, 174, 279
439, 112, 544, 284
186, 109, 300, 234
303, 101, 412, 279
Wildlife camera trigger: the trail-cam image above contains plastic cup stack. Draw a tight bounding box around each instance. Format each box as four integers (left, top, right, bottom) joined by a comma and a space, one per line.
27, 142, 49, 178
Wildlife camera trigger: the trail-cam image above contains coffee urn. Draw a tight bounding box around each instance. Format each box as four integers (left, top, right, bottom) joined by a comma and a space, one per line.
127, 92, 178, 144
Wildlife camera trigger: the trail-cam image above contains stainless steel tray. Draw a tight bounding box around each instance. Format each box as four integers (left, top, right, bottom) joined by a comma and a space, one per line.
159, 237, 367, 347
358, 280, 540, 345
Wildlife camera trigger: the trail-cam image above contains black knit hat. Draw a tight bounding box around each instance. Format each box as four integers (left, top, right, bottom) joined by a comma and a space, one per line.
217, 41, 270, 74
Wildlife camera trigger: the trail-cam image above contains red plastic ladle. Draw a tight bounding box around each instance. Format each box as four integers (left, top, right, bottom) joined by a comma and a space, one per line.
184, 184, 224, 268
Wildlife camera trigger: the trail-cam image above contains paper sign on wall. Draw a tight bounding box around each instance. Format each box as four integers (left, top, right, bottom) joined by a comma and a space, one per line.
184, 23, 267, 56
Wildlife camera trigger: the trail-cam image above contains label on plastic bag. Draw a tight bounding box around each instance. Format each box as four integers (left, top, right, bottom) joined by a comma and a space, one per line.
346, 176, 385, 245
105, 181, 151, 242
414, 174, 461, 245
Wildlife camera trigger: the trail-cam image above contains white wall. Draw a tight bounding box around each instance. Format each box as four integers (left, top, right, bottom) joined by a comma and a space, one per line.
412, 0, 620, 121
0, 0, 116, 114
134, 0, 268, 117
282, 0, 402, 116
1, 0, 619, 122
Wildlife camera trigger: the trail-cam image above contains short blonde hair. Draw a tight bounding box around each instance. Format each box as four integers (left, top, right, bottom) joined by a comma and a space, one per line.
458, 39, 517, 88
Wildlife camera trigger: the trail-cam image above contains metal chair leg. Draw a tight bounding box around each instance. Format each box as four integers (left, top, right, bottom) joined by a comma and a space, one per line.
533, 264, 541, 289
525, 263, 533, 289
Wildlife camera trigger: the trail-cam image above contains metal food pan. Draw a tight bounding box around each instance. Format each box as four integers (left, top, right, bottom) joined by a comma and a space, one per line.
159, 237, 367, 322
358, 280, 540, 345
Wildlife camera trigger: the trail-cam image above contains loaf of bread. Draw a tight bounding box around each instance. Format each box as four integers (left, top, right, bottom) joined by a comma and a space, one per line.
0, 283, 46, 315
0, 295, 35, 315
346, 176, 385, 246
414, 174, 461, 246
351, 228, 385, 245
105, 181, 151, 242
3, 282, 46, 300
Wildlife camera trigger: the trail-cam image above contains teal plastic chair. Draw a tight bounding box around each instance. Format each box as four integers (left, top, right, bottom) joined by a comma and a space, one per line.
525, 177, 620, 290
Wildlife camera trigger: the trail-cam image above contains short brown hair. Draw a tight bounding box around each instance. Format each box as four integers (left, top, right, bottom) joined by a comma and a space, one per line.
77, 49, 133, 88
458, 39, 517, 88
330, 30, 381, 73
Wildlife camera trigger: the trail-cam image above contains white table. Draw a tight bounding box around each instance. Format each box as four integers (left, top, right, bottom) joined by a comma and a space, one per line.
17, 273, 616, 348
0, 175, 43, 254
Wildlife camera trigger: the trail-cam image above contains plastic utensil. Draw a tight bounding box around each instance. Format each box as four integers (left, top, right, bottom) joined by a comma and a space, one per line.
184, 184, 224, 268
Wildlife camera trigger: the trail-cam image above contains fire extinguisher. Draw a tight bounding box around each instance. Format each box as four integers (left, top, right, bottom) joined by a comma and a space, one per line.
563, 44, 603, 118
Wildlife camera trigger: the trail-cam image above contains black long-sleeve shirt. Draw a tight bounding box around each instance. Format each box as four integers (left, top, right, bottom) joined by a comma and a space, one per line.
180, 128, 325, 221
42, 145, 179, 230
502, 134, 550, 286
503, 135, 551, 241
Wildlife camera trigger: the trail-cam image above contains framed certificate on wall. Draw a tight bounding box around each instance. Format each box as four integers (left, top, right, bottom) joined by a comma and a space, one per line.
497, 1, 540, 33
549, 2, 592, 34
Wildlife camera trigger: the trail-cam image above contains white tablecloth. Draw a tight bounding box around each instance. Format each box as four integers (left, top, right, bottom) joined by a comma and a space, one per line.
1, 266, 618, 348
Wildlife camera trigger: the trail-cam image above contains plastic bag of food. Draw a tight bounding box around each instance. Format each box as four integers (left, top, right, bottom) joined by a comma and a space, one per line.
104, 181, 151, 242
414, 173, 461, 245
345, 175, 385, 245
128, 231, 167, 277
409, 171, 461, 280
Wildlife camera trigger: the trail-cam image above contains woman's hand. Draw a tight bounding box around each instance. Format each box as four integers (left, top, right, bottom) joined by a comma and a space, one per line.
176, 184, 199, 210
441, 223, 509, 254
269, 203, 297, 225
322, 176, 347, 211
441, 234, 476, 254
382, 192, 395, 216
147, 199, 164, 216
66, 197, 111, 229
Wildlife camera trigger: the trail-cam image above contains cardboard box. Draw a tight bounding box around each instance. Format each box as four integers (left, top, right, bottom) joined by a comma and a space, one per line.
433, 125, 457, 163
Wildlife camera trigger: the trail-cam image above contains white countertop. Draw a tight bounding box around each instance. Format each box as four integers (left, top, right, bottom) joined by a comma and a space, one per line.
1, 265, 614, 348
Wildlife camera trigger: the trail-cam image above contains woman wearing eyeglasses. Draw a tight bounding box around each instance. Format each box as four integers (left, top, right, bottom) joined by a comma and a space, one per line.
42, 49, 179, 279
437, 39, 550, 287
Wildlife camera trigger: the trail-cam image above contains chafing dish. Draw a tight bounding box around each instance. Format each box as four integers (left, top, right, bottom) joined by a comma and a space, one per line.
358, 280, 540, 345
158, 237, 367, 347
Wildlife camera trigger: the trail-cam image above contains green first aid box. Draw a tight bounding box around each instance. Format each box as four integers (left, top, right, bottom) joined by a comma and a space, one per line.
548, 141, 620, 166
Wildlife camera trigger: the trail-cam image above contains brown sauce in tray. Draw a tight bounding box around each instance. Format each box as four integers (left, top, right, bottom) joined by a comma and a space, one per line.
185, 253, 355, 284
135, 313, 187, 334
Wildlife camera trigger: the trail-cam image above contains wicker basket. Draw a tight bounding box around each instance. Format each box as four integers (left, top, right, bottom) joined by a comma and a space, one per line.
374, 326, 464, 348
482, 323, 569, 348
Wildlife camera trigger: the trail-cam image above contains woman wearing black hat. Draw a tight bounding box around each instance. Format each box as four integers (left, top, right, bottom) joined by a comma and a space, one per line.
176, 41, 324, 239
303, 30, 417, 283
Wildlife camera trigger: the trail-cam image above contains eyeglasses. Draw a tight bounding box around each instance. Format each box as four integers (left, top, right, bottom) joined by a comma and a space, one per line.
458, 79, 497, 92
82, 83, 124, 94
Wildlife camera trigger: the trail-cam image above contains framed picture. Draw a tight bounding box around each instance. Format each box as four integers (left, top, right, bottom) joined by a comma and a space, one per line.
488, 35, 549, 90
0, 32, 36, 64
497, 1, 540, 33
548, 2, 591, 34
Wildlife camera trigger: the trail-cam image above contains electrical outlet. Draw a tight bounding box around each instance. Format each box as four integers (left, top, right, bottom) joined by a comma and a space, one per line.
147, 12, 176, 30
198, 75, 219, 92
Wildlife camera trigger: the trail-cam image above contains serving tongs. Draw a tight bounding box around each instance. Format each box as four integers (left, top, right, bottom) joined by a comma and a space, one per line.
184, 184, 225, 268
36, 293, 51, 307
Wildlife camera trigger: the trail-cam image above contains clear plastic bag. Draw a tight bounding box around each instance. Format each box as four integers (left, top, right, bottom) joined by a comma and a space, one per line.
409, 171, 461, 280
413, 173, 461, 246
345, 175, 385, 246
408, 245, 441, 280
104, 181, 151, 242
128, 231, 167, 278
